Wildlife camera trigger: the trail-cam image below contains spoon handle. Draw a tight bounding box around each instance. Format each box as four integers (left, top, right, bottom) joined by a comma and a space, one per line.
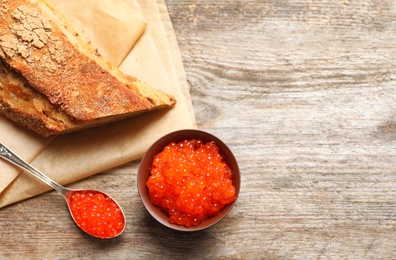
0, 143, 66, 195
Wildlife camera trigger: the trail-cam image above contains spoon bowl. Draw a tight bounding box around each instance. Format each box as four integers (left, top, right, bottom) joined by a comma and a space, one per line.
0, 143, 126, 239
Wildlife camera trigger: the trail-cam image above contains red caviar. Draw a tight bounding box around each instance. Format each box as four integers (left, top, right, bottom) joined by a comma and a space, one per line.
146, 139, 236, 227
69, 191, 124, 239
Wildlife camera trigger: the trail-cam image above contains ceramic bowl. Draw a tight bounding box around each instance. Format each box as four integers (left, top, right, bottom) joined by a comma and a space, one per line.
137, 129, 240, 231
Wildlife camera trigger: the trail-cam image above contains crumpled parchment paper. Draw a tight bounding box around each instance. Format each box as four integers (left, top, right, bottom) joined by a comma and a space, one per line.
0, 0, 195, 207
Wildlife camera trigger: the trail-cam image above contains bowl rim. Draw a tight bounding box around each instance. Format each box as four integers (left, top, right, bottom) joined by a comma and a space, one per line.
137, 129, 240, 232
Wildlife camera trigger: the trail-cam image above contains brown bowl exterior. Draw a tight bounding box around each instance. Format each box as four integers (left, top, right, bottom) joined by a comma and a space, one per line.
137, 129, 240, 231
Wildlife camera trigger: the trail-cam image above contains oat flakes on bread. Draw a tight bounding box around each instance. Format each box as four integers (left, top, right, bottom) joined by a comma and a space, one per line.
0, 0, 176, 137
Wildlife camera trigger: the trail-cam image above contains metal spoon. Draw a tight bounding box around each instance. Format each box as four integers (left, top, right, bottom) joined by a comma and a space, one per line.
0, 143, 126, 239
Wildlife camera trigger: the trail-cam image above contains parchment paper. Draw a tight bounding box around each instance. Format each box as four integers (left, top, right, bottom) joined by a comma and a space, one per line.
48, 0, 147, 67
0, 0, 196, 207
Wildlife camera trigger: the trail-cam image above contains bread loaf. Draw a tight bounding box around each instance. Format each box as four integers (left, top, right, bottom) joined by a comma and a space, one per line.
0, 0, 176, 137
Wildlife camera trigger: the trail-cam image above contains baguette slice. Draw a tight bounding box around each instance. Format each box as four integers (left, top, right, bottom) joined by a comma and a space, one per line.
0, 0, 176, 137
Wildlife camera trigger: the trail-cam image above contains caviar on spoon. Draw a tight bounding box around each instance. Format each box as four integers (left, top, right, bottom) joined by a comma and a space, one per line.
0, 143, 125, 239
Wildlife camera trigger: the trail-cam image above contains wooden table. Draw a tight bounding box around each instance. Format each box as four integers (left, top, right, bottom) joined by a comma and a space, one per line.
1, 0, 396, 258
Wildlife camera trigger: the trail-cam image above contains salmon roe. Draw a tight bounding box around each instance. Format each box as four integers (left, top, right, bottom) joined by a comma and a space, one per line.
69, 191, 124, 239
146, 139, 236, 227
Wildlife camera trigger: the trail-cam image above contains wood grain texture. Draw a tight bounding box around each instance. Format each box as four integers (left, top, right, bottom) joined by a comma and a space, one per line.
1, 0, 396, 259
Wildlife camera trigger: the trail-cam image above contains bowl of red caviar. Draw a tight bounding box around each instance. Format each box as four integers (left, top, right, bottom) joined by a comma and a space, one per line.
137, 129, 240, 231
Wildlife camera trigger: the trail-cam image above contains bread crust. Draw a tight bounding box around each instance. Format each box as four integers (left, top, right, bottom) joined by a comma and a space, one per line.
0, 0, 176, 136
